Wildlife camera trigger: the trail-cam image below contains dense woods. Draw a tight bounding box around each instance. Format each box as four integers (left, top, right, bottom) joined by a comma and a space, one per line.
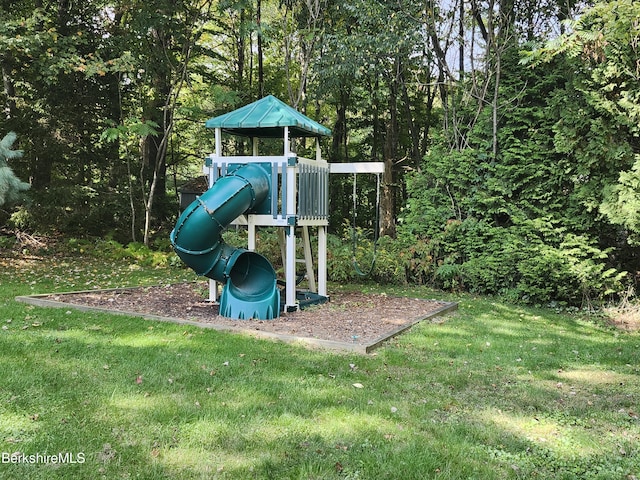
1, 0, 639, 307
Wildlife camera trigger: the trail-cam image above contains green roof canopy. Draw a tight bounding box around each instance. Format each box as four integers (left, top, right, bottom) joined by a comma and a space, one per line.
205, 95, 332, 138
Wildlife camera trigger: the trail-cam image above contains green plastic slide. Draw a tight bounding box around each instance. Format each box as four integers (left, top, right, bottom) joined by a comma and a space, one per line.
170, 163, 280, 319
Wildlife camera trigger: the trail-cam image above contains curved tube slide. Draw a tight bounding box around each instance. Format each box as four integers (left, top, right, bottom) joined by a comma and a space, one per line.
170, 163, 280, 319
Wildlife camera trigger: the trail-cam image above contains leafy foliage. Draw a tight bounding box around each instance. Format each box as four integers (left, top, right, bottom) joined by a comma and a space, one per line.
526, 0, 640, 244
0, 132, 30, 207
396, 41, 632, 307
1, 0, 638, 306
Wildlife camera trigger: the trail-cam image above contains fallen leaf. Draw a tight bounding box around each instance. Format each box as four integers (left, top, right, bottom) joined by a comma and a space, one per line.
352, 383, 364, 389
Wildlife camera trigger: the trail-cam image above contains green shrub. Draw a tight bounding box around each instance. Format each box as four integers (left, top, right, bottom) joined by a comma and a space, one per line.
8, 185, 134, 239
517, 233, 626, 307
413, 217, 627, 307
124, 242, 169, 267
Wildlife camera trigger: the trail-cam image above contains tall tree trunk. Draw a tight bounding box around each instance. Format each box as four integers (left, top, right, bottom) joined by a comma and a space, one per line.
459, 0, 465, 76
331, 91, 349, 162
257, 0, 264, 97
238, 8, 246, 90
399, 65, 421, 170
1, 61, 17, 120
380, 70, 399, 238
492, 51, 501, 159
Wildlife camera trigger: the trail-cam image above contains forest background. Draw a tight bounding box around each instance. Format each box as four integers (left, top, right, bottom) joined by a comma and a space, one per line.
1, 0, 639, 309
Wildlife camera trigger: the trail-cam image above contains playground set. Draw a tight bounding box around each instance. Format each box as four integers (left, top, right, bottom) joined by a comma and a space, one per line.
170, 95, 383, 320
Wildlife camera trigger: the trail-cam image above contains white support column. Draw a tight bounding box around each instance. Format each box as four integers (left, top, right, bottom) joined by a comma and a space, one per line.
318, 225, 327, 297
301, 226, 316, 293
285, 226, 297, 310
209, 280, 218, 303
252, 137, 258, 156
284, 126, 297, 310
215, 127, 222, 158
248, 215, 257, 251
208, 127, 224, 304
284, 126, 290, 155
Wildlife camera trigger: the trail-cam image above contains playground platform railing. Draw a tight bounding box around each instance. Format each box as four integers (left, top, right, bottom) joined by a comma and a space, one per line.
204, 155, 330, 227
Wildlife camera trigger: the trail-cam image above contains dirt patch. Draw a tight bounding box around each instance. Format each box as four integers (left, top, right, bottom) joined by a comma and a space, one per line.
42, 283, 453, 347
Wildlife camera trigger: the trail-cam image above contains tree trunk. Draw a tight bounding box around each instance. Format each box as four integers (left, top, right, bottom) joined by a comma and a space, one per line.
399, 65, 421, 170
331, 91, 348, 162
380, 71, 399, 238
257, 0, 264, 97
1, 61, 17, 120
380, 131, 396, 238
492, 51, 501, 159
238, 8, 246, 90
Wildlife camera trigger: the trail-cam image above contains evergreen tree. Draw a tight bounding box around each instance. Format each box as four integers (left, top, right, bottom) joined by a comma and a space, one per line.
0, 132, 30, 207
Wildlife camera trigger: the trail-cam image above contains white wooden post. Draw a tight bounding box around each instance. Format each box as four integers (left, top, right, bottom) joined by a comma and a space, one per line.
284, 126, 290, 156
248, 215, 256, 251
284, 126, 298, 310
318, 225, 327, 297
208, 127, 224, 303
215, 127, 222, 158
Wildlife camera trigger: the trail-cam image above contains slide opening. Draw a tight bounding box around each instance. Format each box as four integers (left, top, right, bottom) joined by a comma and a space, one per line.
228, 251, 277, 300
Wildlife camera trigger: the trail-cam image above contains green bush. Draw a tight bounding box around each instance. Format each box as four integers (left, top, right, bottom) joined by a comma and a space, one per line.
8, 185, 134, 239
408, 217, 627, 307
516, 233, 626, 307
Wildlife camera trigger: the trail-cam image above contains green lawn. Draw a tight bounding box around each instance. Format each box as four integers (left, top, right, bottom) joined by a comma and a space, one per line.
0, 251, 638, 479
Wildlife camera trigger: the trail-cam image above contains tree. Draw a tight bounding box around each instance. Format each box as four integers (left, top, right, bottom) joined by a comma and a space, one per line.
527, 0, 640, 245
98, 0, 217, 245
317, 0, 435, 237
0, 132, 30, 207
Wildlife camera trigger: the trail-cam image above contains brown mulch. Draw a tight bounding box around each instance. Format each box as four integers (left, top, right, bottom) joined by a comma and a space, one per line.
44, 282, 450, 345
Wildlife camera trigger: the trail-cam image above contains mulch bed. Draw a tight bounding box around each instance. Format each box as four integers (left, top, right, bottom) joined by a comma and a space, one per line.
42, 282, 453, 348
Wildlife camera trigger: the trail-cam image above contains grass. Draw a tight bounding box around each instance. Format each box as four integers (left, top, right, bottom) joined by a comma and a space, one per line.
0, 248, 639, 479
